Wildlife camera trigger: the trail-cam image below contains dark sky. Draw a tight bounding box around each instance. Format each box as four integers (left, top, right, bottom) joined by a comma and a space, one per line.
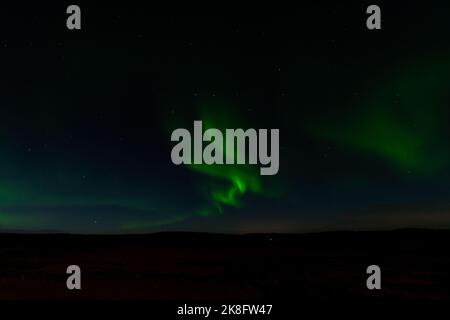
1, 2, 450, 233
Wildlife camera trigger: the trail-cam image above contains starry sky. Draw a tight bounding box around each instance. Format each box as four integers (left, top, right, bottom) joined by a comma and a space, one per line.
1, 3, 450, 233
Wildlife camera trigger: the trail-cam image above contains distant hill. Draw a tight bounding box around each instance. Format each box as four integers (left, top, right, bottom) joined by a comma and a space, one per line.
1, 229, 449, 301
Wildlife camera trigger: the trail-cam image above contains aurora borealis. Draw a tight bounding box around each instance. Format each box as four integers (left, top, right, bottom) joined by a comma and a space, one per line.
1, 3, 450, 234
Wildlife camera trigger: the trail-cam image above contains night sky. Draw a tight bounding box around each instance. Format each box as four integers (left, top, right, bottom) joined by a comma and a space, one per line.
1, 3, 450, 233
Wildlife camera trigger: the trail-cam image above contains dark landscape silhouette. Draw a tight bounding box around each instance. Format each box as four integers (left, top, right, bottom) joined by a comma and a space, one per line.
0, 229, 449, 301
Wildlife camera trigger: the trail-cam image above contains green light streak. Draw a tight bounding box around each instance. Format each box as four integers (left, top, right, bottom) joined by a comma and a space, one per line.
167, 99, 266, 216
309, 58, 450, 176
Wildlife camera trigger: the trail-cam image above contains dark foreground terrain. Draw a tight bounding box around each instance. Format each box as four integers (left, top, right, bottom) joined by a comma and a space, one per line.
0, 229, 449, 301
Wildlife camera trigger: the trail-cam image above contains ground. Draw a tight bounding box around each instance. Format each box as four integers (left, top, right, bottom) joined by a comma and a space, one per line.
0, 230, 449, 301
